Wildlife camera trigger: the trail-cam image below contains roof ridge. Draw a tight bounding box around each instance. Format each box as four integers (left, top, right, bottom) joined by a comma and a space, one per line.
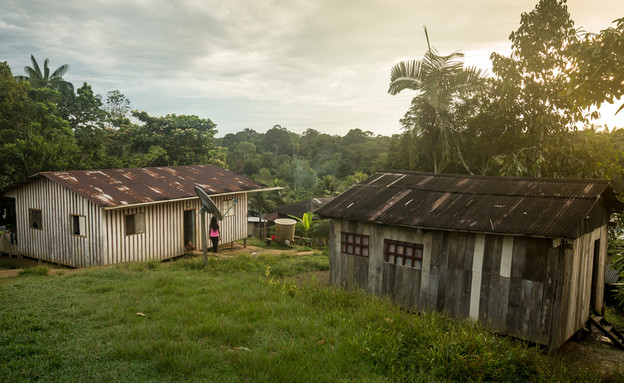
374, 170, 611, 184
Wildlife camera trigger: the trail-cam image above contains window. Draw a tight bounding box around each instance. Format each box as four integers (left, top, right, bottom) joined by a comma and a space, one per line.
341, 232, 369, 257
29, 209, 42, 230
71, 215, 86, 237
223, 199, 236, 217
384, 239, 423, 269
125, 213, 145, 235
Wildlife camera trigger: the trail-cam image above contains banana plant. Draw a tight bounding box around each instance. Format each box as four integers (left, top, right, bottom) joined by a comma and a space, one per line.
288, 211, 313, 238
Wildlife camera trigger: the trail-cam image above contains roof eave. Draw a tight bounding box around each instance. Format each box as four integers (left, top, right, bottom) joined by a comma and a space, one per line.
103, 187, 282, 210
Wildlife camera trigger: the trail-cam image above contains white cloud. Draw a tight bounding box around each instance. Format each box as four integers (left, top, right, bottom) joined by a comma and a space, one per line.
1, 0, 622, 136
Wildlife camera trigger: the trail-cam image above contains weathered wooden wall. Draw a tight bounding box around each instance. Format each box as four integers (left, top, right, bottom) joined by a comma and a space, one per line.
6, 180, 249, 267
550, 226, 606, 349
104, 200, 193, 265
6, 178, 104, 267
98, 193, 248, 265
329, 219, 608, 349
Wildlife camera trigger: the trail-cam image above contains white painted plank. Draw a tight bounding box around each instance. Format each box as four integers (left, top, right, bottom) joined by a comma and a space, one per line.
500, 236, 514, 278
469, 234, 485, 320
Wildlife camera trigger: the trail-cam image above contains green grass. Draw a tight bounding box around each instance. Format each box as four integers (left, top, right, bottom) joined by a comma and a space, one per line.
0, 251, 619, 382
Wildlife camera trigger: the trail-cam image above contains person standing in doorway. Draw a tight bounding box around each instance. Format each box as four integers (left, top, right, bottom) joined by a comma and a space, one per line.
209, 216, 220, 253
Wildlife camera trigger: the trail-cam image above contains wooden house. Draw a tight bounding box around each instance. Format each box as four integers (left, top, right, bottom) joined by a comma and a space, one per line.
316, 170, 624, 349
274, 197, 335, 220
1, 165, 275, 267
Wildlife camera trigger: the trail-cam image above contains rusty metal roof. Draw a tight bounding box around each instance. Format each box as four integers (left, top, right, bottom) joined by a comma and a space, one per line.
316, 170, 624, 239
7, 165, 266, 208
275, 197, 335, 219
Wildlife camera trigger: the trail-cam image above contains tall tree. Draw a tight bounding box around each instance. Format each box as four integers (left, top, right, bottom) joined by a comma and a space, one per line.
14, 55, 74, 94
388, 27, 486, 173
112, 111, 225, 168
490, 0, 581, 175
566, 17, 624, 116
0, 62, 77, 187
487, 0, 621, 178
104, 90, 132, 128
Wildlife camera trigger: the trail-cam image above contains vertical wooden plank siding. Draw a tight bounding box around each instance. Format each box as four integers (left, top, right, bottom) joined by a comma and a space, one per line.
469, 234, 485, 320
5, 183, 250, 267
104, 194, 249, 265
419, 232, 433, 308
328, 220, 340, 286
551, 226, 606, 349
329, 218, 610, 349
5, 178, 103, 267
500, 236, 514, 278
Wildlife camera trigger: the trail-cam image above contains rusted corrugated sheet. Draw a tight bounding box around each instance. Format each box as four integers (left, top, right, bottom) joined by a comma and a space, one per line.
18, 165, 265, 208
316, 170, 624, 239
275, 197, 335, 219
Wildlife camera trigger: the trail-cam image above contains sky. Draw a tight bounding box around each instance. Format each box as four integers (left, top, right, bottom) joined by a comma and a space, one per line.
1, 0, 623, 137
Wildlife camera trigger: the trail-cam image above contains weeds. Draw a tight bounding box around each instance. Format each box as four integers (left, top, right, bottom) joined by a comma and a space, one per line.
17, 265, 50, 276
0, 251, 618, 382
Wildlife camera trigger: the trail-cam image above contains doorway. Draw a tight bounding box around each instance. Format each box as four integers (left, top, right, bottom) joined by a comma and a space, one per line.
183, 210, 196, 248
590, 238, 601, 312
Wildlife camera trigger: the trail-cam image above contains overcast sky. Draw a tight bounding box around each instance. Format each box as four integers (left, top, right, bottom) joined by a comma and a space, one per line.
2, 0, 622, 137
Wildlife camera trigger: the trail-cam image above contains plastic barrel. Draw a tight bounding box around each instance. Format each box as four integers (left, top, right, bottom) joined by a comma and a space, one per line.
274, 218, 297, 243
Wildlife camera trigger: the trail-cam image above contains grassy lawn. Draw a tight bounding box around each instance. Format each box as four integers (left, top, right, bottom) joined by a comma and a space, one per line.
0, 250, 621, 382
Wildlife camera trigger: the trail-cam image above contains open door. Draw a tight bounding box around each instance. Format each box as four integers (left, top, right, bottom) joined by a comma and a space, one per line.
183, 210, 196, 248
590, 238, 601, 313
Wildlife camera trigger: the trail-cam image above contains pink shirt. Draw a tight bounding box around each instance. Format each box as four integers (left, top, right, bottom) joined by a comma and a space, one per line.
209, 228, 219, 237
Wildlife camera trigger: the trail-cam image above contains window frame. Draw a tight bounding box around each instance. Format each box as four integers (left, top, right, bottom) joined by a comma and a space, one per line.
125, 212, 146, 236
384, 239, 423, 269
340, 231, 370, 258
29, 208, 43, 230
70, 214, 87, 237
223, 199, 236, 217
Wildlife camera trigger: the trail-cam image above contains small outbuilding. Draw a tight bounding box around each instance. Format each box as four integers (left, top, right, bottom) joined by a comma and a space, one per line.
1, 165, 275, 267
274, 197, 335, 220
316, 170, 624, 349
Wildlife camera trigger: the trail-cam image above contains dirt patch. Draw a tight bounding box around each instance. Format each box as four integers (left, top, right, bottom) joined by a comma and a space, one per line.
556, 332, 624, 376
0, 254, 72, 278
0, 255, 43, 269
211, 243, 317, 257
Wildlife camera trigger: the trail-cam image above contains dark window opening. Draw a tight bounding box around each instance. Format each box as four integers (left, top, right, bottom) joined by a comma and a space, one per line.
126, 213, 145, 235
384, 239, 423, 269
71, 215, 86, 236
29, 209, 42, 230
341, 232, 369, 257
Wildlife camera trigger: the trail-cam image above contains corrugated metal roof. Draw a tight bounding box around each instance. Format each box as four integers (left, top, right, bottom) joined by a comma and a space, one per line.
316, 170, 624, 239
275, 197, 335, 219
6, 165, 266, 208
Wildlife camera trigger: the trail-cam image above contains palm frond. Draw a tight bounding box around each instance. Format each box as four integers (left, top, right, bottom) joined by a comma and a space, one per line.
51, 64, 70, 79
30, 55, 41, 76
388, 60, 424, 95
424, 25, 431, 52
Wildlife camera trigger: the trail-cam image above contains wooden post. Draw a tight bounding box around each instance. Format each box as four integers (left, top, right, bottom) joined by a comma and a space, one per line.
201, 210, 208, 267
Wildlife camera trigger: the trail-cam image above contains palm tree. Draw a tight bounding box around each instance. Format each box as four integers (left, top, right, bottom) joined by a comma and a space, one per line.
314, 174, 341, 196
15, 55, 74, 93
388, 27, 485, 173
